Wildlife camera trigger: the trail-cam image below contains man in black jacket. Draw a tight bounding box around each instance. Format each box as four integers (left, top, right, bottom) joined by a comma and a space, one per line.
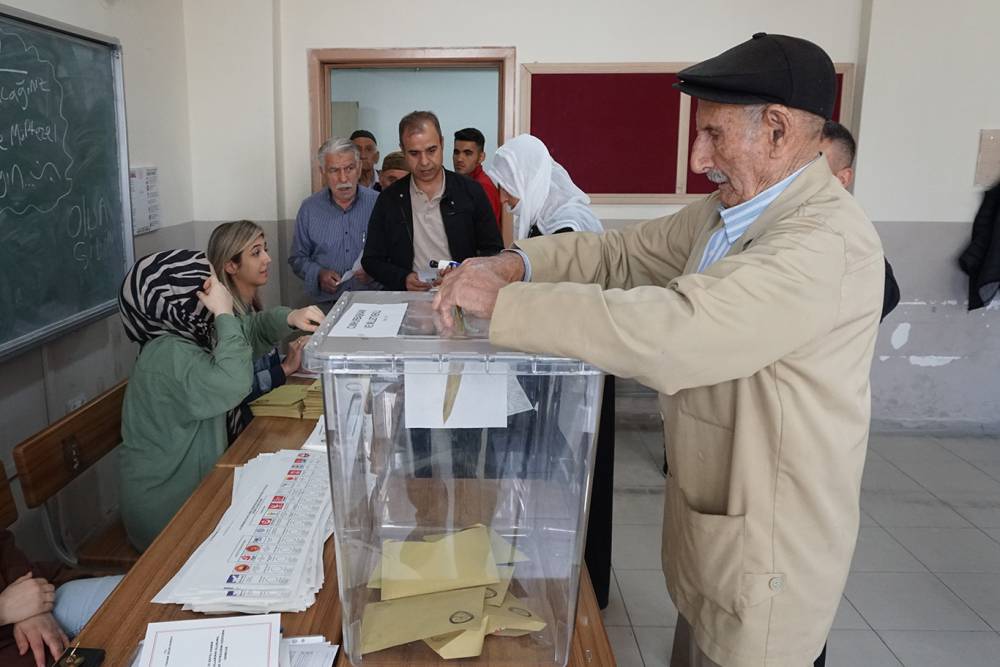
362, 111, 503, 290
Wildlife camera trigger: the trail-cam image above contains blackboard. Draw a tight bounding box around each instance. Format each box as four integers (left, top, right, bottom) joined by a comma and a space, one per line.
0, 7, 132, 360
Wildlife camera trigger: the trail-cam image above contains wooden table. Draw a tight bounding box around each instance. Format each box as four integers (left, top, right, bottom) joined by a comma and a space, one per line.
77, 415, 616, 666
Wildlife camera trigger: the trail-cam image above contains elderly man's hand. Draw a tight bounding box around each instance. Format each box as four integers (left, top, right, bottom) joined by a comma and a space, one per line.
318, 269, 342, 294
433, 253, 525, 327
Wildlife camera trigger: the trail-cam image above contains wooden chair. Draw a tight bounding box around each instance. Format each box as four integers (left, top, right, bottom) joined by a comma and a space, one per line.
13, 381, 139, 570
0, 461, 17, 530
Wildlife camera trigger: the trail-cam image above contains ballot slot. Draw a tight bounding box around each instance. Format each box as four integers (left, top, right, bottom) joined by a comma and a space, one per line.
307, 291, 603, 666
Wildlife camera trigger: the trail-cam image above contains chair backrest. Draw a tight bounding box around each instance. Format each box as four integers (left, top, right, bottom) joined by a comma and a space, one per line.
0, 461, 17, 529
13, 381, 127, 508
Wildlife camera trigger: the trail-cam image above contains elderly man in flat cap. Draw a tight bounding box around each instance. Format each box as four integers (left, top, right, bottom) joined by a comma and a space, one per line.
434, 33, 883, 666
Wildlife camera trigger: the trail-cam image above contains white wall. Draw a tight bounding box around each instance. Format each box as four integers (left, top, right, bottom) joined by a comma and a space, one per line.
183, 0, 279, 222
330, 67, 500, 172
853, 0, 1000, 223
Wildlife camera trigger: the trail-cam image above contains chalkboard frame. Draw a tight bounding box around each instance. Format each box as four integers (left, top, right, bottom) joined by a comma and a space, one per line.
0, 5, 134, 362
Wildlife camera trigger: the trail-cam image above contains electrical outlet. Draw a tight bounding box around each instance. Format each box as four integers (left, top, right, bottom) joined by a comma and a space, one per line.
66, 395, 86, 412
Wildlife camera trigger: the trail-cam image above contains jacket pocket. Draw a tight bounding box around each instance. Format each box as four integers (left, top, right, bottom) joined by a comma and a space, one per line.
668, 476, 746, 615
666, 477, 785, 616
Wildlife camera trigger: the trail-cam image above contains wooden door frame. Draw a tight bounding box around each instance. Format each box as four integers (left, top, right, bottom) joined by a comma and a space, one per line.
307, 47, 516, 195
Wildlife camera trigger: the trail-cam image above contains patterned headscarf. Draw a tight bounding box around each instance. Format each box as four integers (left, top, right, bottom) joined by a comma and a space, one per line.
119, 249, 214, 350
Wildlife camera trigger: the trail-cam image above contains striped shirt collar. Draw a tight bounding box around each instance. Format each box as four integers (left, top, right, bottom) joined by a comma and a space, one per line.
717, 160, 814, 244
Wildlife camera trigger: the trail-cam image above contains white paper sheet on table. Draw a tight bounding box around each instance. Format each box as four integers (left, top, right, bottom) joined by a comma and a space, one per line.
403, 360, 507, 428
154, 450, 332, 613
328, 302, 407, 338
136, 614, 281, 667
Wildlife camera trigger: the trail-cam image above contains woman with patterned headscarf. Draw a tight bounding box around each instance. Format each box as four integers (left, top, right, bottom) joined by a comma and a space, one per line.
118, 249, 323, 550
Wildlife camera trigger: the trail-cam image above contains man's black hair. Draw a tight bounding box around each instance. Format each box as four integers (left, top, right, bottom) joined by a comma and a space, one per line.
454, 127, 486, 152
821, 120, 856, 166
398, 111, 443, 145
350, 129, 377, 144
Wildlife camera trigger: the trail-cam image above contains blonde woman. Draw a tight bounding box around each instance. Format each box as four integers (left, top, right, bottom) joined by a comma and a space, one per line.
208, 221, 309, 439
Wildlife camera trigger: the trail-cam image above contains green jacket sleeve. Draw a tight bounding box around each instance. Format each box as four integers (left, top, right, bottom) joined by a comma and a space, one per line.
240, 307, 294, 358
168, 314, 255, 421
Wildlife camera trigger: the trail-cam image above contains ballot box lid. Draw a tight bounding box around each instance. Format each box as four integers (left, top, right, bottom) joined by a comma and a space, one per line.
304, 291, 600, 376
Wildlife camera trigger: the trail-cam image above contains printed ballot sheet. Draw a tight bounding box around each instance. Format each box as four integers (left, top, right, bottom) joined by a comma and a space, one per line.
137, 614, 280, 667
154, 450, 332, 613
328, 302, 407, 338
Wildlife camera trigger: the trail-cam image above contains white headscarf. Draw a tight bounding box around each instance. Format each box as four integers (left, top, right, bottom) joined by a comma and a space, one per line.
484, 134, 604, 240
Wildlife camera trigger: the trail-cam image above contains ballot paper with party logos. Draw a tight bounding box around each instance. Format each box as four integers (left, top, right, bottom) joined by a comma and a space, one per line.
154, 450, 332, 613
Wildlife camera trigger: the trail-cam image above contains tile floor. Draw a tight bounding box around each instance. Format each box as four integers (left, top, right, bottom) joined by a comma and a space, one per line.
602, 430, 1000, 666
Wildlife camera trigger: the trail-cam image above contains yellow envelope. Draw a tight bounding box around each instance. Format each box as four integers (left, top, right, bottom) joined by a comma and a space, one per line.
423, 613, 488, 659
360, 586, 486, 654
489, 529, 530, 564
425, 525, 530, 565
485, 564, 515, 607
486, 593, 547, 635
381, 525, 499, 600
250, 384, 308, 405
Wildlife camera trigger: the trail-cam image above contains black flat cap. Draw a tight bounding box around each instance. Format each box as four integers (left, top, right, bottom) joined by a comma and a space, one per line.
674, 33, 836, 119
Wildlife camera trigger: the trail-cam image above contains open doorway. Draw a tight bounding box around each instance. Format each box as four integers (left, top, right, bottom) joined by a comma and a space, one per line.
308, 47, 516, 241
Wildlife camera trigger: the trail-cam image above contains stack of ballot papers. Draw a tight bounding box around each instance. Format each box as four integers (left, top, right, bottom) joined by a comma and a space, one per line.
154, 450, 332, 613
360, 524, 546, 659
303, 380, 324, 419
250, 384, 309, 418
131, 615, 339, 667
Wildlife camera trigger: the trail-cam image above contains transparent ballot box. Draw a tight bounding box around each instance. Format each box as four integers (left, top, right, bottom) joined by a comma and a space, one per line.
304, 292, 604, 665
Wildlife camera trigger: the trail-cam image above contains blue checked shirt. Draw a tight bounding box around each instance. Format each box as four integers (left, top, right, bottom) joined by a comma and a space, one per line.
289, 186, 379, 303
696, 162, 811, 272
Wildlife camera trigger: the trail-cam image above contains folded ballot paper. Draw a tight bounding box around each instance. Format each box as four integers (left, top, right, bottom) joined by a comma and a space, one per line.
360, 524, 546, 659
131, 615, 339, 667
154, 449, 332, 613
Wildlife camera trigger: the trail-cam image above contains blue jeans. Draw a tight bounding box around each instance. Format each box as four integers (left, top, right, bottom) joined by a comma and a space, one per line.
52, 575, 123, 637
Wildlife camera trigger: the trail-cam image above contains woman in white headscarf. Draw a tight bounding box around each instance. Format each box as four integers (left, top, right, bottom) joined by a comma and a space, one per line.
484, 134, 603, 240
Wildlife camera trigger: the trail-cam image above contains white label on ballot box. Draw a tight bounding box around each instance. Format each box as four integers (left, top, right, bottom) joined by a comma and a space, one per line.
328, 302, 407, 338
404, 360, 507, 428
137, 614, 280, 667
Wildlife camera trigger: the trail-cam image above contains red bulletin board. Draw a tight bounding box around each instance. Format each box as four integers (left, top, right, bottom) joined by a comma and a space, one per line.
522, 64, 855, 204
529, 73, 681, 194
686, 73, 848, 195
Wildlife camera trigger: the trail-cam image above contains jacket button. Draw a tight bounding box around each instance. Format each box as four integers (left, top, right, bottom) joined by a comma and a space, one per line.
769, 576, 784, 592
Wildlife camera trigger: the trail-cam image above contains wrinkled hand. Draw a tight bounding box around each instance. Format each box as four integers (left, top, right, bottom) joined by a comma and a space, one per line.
354, 266, 372, 285
14, 612, 68, 667
281, 336, 308, 376
405, 272, 432, 292
318, 269, 342, 294
433, 254, 525, 328
196, 276, 234, 316
287, 306, 324, 332
0, 572, 55, 625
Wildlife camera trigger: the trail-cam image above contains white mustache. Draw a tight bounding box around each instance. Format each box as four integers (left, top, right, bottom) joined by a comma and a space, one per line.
706, 169, 728, 184
334, 184, 354, 191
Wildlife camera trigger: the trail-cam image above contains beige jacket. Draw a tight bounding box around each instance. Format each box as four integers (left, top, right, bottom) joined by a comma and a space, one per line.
491, 159, 883, 666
